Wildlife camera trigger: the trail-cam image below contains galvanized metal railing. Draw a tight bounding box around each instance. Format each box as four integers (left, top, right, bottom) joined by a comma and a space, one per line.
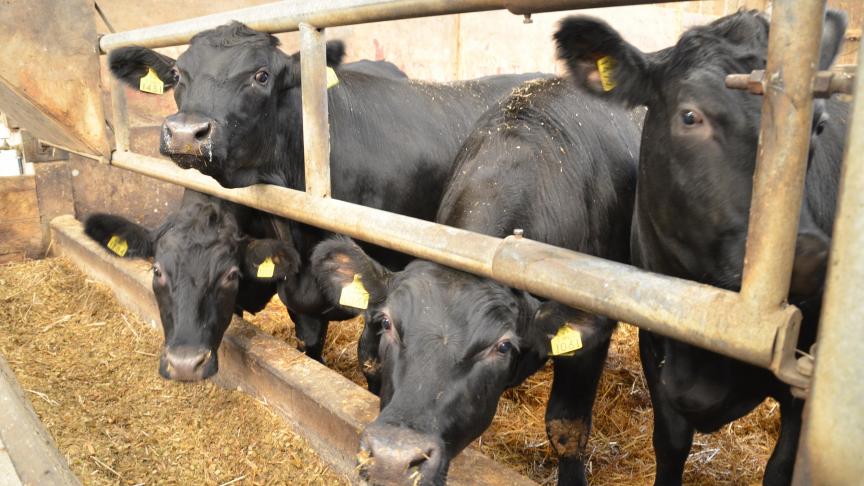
95, 0, 861, 482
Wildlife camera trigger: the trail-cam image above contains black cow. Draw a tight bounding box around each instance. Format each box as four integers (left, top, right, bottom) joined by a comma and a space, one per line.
312, 78, 640, 485
555, 10, 848, 485
108, 23, 539, 361
85, 190, 299, 381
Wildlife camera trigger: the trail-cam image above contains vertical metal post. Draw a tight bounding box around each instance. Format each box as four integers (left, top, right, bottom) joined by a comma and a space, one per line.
792, 38, 864, 485
299, 23, 332, 198
739, 0, 827, 307
110, 77, 130, 153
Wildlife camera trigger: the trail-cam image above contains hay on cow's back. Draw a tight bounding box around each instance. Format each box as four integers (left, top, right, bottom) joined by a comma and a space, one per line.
0, 257, 348, 486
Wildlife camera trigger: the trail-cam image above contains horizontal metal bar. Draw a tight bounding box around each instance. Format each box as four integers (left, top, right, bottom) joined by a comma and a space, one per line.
98, 0, 693, 52
725, 70, 856, 98
110, 150, 801, 372
50, 214, 537, 486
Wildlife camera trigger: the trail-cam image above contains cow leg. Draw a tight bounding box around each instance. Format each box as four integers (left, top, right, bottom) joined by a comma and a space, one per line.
763, 395, 804, 486
294, 314, 330, 362
545, 331, 612, 486
640, 331, 693, 486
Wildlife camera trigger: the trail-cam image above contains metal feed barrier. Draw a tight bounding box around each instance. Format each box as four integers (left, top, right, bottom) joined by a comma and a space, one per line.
0, 0, 860, 483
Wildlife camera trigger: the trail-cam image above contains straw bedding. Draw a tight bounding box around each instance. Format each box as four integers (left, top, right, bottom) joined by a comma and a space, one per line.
0, 257, 347, 485
249, 297, 780, 485
0, 256, 779, 485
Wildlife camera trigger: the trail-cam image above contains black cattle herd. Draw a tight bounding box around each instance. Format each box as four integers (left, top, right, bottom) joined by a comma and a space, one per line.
83, 8, 849, 486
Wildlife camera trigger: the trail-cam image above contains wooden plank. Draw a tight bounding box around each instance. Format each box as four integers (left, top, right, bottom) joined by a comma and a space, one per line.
0, 176, 35, 193
0, 190, 39, 222
0, 432, 24, 486
0, 176, 40, 259
34, 162, 75, 248
0, 354, 81, 486
0, 253, 25, 265
0, 220, 41, 258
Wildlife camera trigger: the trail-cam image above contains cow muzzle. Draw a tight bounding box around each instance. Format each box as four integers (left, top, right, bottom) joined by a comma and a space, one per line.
160, 345, 217, 382
357, 422, 446, 486
160, 113, 214, 169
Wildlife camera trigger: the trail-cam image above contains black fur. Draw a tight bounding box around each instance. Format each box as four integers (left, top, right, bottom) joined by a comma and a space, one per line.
83, 190, 299, 380
312, 79, 639, 486
556, 10, 848, 485
108, 22, 539, 362
84, 213, 155, 258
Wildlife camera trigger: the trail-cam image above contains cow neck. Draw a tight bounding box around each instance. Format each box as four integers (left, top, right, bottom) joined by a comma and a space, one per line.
266, 87, 306, 191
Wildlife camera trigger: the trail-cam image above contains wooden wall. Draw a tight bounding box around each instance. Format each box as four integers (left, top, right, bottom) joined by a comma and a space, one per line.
0, 176, 41, 263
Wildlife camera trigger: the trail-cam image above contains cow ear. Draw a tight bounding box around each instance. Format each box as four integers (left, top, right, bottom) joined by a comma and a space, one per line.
819, 10, 847, 70
84, 213, 155, 259
310, 237, 391, 315
108, 46, 177, 91
283, 40, 347, 89
790, 230, 829, 298
530, 301, 614, 358
242, 239, 301, 282
326, 40, 346, 67
554, 16, 654, 107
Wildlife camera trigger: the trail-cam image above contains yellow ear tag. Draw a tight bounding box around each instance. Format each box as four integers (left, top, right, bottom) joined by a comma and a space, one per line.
339, 274, 369, 310
139, 67, 165, 95
326, 67, 339, 89
107, 235, 128, 257
550, 324, 583, 357
257, 257, 275, 279
596, 55, 616, 92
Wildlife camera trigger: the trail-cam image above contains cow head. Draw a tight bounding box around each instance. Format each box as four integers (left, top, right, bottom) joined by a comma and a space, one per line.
312, 238, 611, 485
84, 202, 299, 381
108, 22, 345, 188
554, 10, 845, 294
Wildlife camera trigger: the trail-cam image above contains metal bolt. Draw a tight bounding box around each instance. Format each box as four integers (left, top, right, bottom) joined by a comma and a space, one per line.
813, 71, 855, 98
522, 14, 532, 24
725, 70, 765, 95
513, 228, 524, 238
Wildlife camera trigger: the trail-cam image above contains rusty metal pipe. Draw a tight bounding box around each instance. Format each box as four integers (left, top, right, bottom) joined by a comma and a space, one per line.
725, 69, 856, 98
109, 77, 130, 154
109, 150, 804, 373
97, 0, 692, 52
792, 37, 864, 486
739, 0, 827, 307
299, 23, 331, 198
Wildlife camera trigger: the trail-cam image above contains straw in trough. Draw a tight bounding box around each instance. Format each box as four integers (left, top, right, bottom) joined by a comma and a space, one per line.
0, 257, 348, 485
248, 300, 780, 485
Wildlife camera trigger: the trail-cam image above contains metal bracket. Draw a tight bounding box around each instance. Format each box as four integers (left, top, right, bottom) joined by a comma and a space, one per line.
769, 306, 812, 394
726, 69, 856, 98
20, 130, 69, 162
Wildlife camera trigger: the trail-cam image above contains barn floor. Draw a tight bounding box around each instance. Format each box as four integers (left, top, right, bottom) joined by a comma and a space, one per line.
0, 256, 781, 485
0, 257, 347, 485
248, 291, 781, 485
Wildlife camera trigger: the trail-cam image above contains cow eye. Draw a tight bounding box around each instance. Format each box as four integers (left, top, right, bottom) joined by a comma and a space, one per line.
681, 110, 703, 126
169, 67, 180, 84
496, 340, 513, 354
254, 69, 270, 85
152, 263, 166, 287
223, 267, 240, 285
380, 317, 392, 331
815, 120, 826, 135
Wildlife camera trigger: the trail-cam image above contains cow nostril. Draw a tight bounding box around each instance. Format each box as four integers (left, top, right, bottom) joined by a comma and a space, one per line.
408, 451, 430, 470
193, 122, 211, 141
190, 351, 207, 370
